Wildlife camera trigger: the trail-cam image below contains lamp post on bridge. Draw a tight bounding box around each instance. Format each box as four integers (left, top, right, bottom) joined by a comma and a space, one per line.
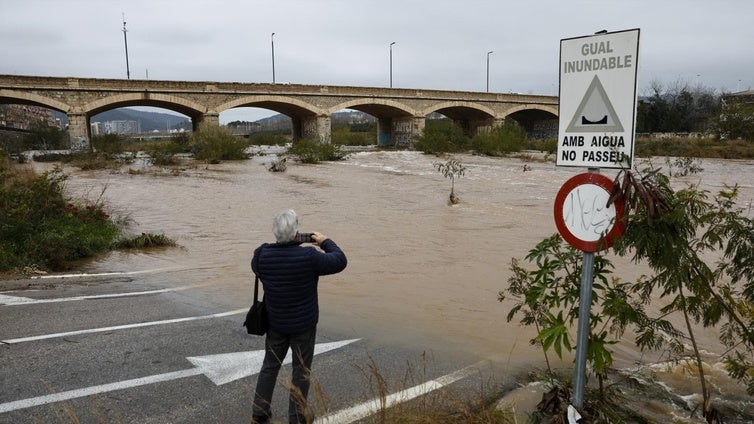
271, 32, 276, 84
486, 50, 493, 92
122, 13, 130, 80
390, 41, 396, 88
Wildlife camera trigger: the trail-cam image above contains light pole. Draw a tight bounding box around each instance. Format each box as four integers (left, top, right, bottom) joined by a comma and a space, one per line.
271, 33, 276, 84
122, 13, 130, 80
390, 41, 396, 88
486, 51, 493, 92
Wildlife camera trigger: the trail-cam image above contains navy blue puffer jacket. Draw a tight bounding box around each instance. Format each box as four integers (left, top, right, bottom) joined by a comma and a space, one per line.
251, 239, 347, 334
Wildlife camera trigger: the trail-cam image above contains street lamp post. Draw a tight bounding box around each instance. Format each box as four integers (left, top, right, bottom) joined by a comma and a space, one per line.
486, 51, 493, 92
271, 33, 276, 84
122, 13, 130, 80
390, 41, 396, 88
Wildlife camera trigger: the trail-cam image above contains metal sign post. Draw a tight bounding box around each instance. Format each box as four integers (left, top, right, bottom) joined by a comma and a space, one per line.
573, 247, 595, 407
555, 28, 639, 409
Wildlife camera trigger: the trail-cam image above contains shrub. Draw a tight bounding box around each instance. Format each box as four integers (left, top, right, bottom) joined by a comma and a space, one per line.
286, 137, 345, 164
189, 122, 251, 162
246, 132, 290, 146
114, 233, 176, 249
0, 157, 123, 271
92, 133, 130, 154
414, 119, 469, 153
331, 126, 375, 146
470, 121, 527, 156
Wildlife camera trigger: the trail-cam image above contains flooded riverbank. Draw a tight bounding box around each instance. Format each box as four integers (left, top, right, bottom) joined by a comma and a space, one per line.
32, 149, 754, 420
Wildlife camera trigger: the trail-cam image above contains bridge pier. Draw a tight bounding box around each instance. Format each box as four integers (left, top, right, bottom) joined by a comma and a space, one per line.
198, 112, 220, 129
67, 112, 90, 151
376, 116, 426, 147
294, 115, 331, 142
467, 117, 498, 136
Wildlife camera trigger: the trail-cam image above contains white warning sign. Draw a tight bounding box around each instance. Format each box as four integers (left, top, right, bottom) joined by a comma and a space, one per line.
557, 29, 640, 169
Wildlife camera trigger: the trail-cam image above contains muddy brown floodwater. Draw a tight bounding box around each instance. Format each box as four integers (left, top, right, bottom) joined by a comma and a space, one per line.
48, 150, 753, 420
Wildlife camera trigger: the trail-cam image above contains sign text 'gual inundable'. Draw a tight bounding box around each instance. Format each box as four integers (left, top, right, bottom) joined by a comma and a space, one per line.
557, 29, 640, 169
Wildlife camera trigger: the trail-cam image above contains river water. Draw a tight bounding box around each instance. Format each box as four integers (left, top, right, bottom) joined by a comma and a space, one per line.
51, 149, 753, 420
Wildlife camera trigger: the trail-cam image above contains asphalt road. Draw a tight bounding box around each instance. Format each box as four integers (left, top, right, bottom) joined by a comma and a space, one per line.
0, 274, 508, 424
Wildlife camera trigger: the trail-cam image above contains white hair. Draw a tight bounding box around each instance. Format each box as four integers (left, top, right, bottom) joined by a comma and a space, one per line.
272, 209, 299, 242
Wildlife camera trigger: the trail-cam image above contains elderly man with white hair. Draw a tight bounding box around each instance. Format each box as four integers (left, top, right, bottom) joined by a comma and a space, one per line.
250, 209, 347, 424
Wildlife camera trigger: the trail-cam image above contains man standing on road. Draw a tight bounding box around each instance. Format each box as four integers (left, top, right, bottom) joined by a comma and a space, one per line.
251, 209, 347, 424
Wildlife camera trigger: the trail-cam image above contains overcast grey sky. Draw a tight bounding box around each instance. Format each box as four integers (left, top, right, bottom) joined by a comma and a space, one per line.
1, 0, 752, 122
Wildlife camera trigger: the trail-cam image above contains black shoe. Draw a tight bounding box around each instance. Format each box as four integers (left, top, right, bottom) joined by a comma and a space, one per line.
251, 417, 270, 424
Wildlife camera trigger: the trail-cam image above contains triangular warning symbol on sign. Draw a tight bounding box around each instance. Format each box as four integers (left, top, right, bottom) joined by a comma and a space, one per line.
566, 75, 624, 133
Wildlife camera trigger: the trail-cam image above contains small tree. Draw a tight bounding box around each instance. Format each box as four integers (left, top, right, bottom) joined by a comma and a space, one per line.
189, 122, 250, 163
433, 157, 466, 205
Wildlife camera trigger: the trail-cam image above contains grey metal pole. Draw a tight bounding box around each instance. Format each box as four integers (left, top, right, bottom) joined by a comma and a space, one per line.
486, 51, 493, 92
271, 33, 276, 84
390, 42, 396, 88
571, 250, 594, 408
122, 14, 130, 80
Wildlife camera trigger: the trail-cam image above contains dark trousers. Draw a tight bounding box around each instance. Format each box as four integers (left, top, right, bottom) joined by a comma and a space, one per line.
252, 327, 317, 424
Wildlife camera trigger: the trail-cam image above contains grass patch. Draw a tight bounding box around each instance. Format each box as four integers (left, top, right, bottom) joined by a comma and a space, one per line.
0, 153, 122, 271
114, 233, 177, 249
0, 149, 178, 272
286, 138, 346, 163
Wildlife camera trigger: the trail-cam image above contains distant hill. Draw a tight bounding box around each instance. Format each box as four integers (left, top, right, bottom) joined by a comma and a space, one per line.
52, 109, 190, 132
91, 109, 190, 132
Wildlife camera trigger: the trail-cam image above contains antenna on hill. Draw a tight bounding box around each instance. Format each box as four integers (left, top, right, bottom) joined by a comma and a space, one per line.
122, 13, 131, 80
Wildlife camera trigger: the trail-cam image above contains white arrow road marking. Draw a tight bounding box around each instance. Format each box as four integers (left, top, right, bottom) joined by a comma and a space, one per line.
314, 361, 483, 424
0, 339, 359, 414
1, 309, 246, 344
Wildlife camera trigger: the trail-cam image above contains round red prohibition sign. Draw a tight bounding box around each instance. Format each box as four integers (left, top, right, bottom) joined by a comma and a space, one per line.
554, 172, 626, 252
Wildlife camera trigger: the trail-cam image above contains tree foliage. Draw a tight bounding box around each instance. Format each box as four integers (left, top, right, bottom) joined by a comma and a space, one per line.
432, 157, 466, 205
189, 122, 251, 162
636, 79, 721, 134
502, 162, 754, 422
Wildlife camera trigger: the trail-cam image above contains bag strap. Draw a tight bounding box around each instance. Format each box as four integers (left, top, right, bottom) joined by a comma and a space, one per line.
253, 275, 260, 303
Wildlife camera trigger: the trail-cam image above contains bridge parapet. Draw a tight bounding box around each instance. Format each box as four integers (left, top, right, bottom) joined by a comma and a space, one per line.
0, 74, 559, 149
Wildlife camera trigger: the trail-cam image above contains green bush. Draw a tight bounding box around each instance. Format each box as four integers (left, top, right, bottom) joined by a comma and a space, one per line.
246, 132, 289, 146
469, 121, 527, 156
0, 154, 123, 271
92, 133, 130, 154
331, 126, 374, 146
286, 137, 345, 163
413, 119, 469, 153
189, 122, 251, 162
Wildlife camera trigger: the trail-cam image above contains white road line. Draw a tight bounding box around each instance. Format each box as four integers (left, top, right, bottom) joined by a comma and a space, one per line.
29, 268, 181, 280
0, 288, 176, 306
1, 309, 245, 344
314, 362, 482, 424
0, 369, 199, 414
0, 282, 215, 306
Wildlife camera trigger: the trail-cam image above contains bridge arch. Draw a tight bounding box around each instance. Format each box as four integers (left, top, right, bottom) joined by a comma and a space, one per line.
217, 95, 324, 117
502, 104, 558, 118
217, 95, 327, 141
328, 98, 415, 117
84, 93, 207, 121
420, 101, 496, 119
421, 101, 497, 137
0, 89, 71, 113
330, 99, 416, 147
503, 104, 559, 138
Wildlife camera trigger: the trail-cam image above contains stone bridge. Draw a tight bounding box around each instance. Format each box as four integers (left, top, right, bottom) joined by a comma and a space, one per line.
0, 74, 558, 150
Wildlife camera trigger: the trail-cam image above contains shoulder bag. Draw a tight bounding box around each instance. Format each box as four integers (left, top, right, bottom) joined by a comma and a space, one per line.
243, 275, 268, 335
